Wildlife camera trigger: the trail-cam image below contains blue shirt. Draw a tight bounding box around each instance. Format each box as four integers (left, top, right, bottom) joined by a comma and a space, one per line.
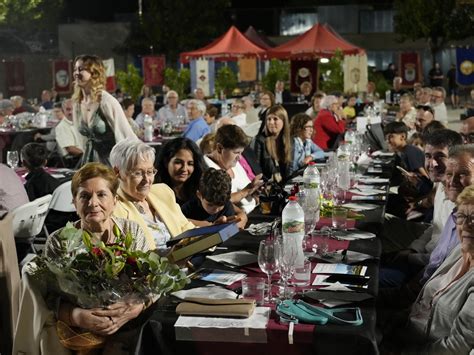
289, 137, 325, 174
421, 210, 459, 283
182, 117, 210, 142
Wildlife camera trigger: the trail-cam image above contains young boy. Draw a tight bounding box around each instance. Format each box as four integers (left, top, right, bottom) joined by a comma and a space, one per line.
384, 121, 428, 178
181, 168, 247, 229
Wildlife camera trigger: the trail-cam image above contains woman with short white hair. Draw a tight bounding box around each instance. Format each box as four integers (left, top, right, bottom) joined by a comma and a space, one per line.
111, 139, 194, 253
313, 95, 345, 150
182, 99, 210, 142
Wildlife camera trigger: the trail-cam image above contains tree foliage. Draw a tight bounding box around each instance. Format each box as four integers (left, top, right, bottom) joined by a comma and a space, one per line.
394, 0, 473, 64
319, 50, 344, 93
262, 59, 290, 91
163, 67, 191, 99
118, 0, 231, 64
0, 0, 64, 32
215, 66, 237, 97
116, 64, 143, 102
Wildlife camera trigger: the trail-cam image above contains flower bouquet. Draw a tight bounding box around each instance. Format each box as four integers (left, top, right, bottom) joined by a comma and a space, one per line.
29, 222, 189, 352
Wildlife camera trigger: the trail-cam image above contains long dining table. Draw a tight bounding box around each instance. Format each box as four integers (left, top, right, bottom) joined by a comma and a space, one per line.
148, 155, 395, 355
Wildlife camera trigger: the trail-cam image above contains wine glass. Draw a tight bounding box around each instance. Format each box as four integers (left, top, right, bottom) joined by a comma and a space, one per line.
6, 151, 19, 169
277, 240, 297, 300
258, 239, 280, 303
337, 161, 351, 204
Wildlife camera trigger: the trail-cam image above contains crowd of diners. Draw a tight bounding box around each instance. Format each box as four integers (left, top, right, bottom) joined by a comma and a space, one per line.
2, 54, 473, 353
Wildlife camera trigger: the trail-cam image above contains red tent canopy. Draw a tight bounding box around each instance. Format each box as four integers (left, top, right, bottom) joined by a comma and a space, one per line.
244, 26, 275, 50
267, 23, 364, 60
180, 26, 266, 63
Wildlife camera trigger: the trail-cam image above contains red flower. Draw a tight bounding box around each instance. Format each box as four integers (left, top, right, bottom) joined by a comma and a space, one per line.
126, 257, 137, 265
91, 247, 103, 257
114, 250, 123, 256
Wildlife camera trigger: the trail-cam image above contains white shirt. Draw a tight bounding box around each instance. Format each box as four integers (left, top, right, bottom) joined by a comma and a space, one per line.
433, 102, 448, 123
231, 112, 247, 127
426, 183, 455, 252
275, 91, 283, 104
55, 118, 84, 157
204, 156, 257, 214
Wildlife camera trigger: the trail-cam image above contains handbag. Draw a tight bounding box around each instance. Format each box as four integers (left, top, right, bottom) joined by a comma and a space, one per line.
276, 299, 363, 326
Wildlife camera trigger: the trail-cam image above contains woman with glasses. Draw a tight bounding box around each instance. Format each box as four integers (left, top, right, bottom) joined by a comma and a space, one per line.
111, 139, 194, 254
288, 113, 324, 175
313, 95, 346, 150
385, 185, 474, 353
229, 98, 247, 127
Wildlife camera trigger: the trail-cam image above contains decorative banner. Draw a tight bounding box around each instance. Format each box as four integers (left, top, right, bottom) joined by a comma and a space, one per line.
238, 58, 257, 82
142, 55, 166, 86
190, 59, 215, 97
52, 59, 72, 93
399, 52, 422, 88
102, 58, 116, 92
343, 54, 368, 93
456, 47, 474, 86
4, 59, 26, 96
290, 60, 317, 94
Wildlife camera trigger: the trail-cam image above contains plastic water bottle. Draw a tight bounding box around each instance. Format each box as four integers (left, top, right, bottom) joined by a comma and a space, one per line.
282, 196, 305, 269
337, 142, 351, 161
302, 162, 321, 232
143, 114, 153, 142
344, 129, 356, 145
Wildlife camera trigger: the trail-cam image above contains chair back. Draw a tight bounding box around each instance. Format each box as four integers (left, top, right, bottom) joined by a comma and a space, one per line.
49, 181, 75, 213
11, 195, 52, 240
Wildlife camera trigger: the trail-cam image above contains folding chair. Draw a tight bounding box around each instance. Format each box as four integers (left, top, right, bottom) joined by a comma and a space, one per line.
43, 181, 75, 237
11, 194, 52, 255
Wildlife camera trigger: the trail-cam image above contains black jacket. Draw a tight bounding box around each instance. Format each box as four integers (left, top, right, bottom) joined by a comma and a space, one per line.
24, 168, 61, 201
250, 133, 288, 182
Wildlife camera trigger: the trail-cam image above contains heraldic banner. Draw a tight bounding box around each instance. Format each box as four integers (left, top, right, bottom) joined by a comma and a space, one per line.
456, 47, 474, 86
399, 52, 422, 88
102, 58, 116, 92
343, 54, 368, 93
142, 55, 165, 87
190, 59, 215, 97
238, 58, 257, 82
52, 59, 72, 94
290, 60, 317, 95
5, 59, 25, 96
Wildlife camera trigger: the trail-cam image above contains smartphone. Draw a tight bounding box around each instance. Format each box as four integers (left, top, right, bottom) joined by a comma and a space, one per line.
396, 165, 410, 175
325, 274, 370, 286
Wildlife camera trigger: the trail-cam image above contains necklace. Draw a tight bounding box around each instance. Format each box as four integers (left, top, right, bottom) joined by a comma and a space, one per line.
133, 201, 146, 214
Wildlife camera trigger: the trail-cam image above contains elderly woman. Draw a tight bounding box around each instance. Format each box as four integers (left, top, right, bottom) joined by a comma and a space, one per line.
383, 185, 474, 354
72, 54, 137, 166
305, 91, 325, 118
205, 125, 263, 214
251, 105, 292, 182
157, 90, 187, 125
289, 113, 324, 175
182, 99, 210, 142
134, 97, 160, 128
43, 163, 152, 338
111, 139, 195, 253
313, 95, 346, 150
157, 137, 205, 205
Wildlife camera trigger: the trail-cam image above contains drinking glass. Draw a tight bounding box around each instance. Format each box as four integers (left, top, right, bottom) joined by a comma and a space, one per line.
6, 151, 19, 169
277, 241, 297, 300
332, 207, 348, 230
258, 239, 280, 303
304, 229, 330, 257
337, 161, 351, 203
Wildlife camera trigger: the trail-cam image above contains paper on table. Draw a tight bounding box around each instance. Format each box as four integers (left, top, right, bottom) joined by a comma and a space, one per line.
172, 285, 238, 300
207, 251, 257, 267
312, 277, 361, 290
174, 306, 271, 329
335, 250, 375, 263
320, 299, 353, 308
190, 268, 247, 286
313, 263, 367, 275
358, 177, 390, 184
331, 230, 376, 241
349, 188, 385, 196
371, 151, 395, 157
389, 186, 399, 194
342, 203, 379, 211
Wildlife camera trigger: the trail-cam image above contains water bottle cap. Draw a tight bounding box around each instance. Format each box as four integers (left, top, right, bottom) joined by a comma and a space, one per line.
308, 162, 315, 166
288, 196, 298, 201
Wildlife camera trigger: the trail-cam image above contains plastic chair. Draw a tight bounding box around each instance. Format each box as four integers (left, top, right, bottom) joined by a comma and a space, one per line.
43, 181, 75, 237
11, 194, 52, 254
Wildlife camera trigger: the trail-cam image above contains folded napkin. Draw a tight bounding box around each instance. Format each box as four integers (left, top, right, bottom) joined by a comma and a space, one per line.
176, 297, 256, 318
246, 222, 273, 236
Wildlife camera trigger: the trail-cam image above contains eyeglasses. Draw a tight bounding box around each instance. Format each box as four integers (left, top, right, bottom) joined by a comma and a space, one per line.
168, 96, 178, 99
453, 212, 474, 226
303, 125, 314, 130
232, 105, 243, 109
461, 133, 474, 144
128, 169, 157, 179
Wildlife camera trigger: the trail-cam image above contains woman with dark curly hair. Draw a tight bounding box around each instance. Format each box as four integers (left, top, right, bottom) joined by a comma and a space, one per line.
72, 54, 137, 166
156, 137, 205, 205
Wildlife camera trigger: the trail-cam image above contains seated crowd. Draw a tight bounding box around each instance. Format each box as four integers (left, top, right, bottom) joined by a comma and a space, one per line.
2, 63, 474, 354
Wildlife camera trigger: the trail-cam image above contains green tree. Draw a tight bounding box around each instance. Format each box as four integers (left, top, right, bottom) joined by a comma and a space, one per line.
0, 0, 64, 33
116, 64, 143, 102
118, 0, 231, 64
319, 51, 344, 93
262, 59, 290, 91
394, 0, 473, 65
163, 67, 191, 98
215, 66, 237, 97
